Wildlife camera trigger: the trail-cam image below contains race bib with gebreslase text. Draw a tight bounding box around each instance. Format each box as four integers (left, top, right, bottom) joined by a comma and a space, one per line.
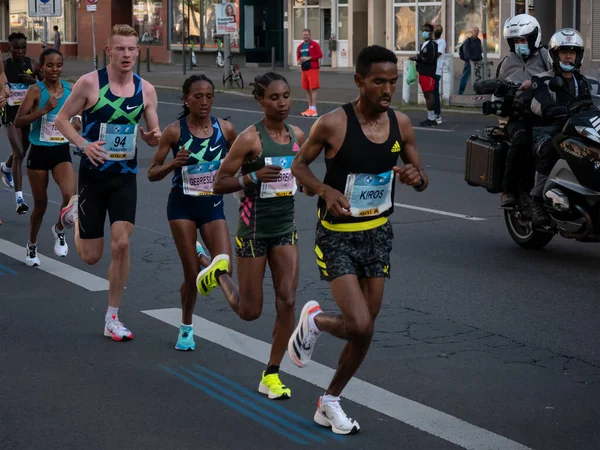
260, 156, 297, 198
99, 123, 139, 161
181, 160, 221, 196
344, 170, 394, 217
40, 113, 66, 143
8, 83, 28, 106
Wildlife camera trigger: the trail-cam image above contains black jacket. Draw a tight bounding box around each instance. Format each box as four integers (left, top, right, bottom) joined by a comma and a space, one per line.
416, 40, 438, 78
462, 37, 483, 62
531, 69, 593, 121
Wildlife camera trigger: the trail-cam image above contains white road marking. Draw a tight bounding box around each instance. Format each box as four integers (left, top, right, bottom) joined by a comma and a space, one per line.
157, 101, 454, 131
394, 203, 487, 221
143, 308, 532, 450
0, 239, 109, 291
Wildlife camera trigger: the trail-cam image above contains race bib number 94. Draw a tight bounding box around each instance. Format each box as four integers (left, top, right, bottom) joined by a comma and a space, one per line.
8, 83, 28, 106
99, 123, 138, 161
40, 114, 66, 143
182, 161, 221, 196
344, 170, 393, 217
260, 156, 297, 199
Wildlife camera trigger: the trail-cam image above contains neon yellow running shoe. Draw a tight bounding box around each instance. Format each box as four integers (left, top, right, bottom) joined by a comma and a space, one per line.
258, 371, 291, 400
196, 254, 229, 296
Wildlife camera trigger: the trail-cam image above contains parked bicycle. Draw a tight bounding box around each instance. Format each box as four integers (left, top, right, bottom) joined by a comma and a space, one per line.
222, 55, 244, 89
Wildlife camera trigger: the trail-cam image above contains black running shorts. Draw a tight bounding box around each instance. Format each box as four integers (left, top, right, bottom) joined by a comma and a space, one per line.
27, 143, 72, 171
314, 221, 393, 282
78, 169, 137, 239
235, 230, 298, 258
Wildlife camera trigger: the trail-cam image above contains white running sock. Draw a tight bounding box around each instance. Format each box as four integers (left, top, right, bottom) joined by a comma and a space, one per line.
321, 394, 341, 405
427, 110, 435, 121
15, 191, 23, 202
106, 306, 119, 322
1, 162, 10, 172
310, 106, 317, 111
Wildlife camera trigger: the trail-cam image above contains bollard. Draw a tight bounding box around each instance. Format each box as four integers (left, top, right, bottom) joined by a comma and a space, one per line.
402, 59, 411, 104
441, 55, 453, 104
271, 46, 275, 71
146, 48, 151, 72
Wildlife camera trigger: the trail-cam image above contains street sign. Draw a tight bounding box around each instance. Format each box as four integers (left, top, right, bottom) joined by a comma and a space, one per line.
87, 5, 97, 11
28, 0, 62, 17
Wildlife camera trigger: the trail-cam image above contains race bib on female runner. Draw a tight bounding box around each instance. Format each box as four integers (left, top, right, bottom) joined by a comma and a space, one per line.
99, 123, 139, 161
259, 156, 297, 198
7, 83, 28, 106
344, 170, 393, 217
40, 114, 66, 143
181, 160, 221, 196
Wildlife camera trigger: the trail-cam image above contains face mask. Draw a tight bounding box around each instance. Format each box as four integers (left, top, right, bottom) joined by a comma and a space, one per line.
422, 31, 430, 39
515, 44, 530, 58
559, 61, 575, 72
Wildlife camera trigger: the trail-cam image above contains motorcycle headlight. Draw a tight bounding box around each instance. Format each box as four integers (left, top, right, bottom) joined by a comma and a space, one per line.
575, 126, 600, 144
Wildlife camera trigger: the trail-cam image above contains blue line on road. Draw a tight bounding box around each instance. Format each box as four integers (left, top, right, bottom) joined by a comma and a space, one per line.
0, 265, 17, 275
160, 365, 309, 445
180, 366, 328, 444
193, 364, 343, 442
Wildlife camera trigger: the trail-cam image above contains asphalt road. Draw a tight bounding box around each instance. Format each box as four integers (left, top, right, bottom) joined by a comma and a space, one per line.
1, 90, 599, 450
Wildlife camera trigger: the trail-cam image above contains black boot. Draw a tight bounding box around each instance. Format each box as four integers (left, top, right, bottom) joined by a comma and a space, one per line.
531, 197, 551, 227
500, 191, 517, 207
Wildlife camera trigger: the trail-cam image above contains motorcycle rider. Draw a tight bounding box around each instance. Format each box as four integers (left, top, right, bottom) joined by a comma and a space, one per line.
496, 14, 549, 207
530, 29, 593, 226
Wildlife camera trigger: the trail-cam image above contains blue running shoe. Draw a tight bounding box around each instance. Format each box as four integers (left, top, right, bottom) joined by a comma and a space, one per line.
175, 325, 196, 351
196, 241, 207, 257
1, 166, 13, 189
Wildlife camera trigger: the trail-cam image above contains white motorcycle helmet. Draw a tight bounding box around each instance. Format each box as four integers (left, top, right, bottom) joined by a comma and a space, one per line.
503, 14, 542, 53
548, 28, 585, 72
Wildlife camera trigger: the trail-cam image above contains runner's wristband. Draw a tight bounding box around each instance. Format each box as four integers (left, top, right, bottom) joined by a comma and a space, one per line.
238, 175, 246, 189
249, 172, 258, 184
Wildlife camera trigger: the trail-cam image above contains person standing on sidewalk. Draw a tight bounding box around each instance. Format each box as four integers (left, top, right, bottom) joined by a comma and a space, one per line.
410, 23, 438, 128
433, 25, 446, 124
297, 28, 322, 117
457, 27, 483, 95
53, 26, 61, 52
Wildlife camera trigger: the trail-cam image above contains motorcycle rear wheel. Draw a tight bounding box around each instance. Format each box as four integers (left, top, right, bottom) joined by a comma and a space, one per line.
504, 209, 554, 249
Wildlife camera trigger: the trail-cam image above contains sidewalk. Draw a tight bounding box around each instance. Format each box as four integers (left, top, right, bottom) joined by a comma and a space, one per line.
59, 58, 477, 107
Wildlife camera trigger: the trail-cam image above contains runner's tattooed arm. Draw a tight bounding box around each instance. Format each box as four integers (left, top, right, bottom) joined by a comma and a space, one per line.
291, 114, 351, 216
214, 126, 281, 194
140, 80, 161, 146
394, 111, 428, 191
14, 84, 46, 128
148, 122, 188, 182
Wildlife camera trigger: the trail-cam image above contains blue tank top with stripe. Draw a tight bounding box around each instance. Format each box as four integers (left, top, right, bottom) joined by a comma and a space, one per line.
80, 68, 145, 173
171, 116, 228, 196
29, 81, 72, 147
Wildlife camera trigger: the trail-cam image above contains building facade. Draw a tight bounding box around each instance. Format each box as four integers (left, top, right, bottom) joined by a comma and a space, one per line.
0, 0, 596, 75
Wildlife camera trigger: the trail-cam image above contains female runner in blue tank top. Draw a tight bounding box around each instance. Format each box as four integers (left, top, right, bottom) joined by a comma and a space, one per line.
14, 48, 82, 267
148, 75, 237, 351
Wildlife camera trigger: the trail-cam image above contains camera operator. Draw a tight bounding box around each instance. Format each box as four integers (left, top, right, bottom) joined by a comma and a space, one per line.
529, 29, 593, 226
496, 15, 549, 207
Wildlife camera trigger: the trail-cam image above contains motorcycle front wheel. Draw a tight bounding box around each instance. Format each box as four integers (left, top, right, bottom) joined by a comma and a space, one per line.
504, 209, 554, 249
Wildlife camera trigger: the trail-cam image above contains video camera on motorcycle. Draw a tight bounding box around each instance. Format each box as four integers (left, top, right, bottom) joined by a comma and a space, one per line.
474, 79, 525, 118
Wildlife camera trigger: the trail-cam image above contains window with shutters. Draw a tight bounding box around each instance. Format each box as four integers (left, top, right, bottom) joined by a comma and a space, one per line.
593, 0, 600, 60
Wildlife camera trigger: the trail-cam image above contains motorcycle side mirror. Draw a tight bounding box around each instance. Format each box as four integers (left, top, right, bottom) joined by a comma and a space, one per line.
549, 76, 568, 93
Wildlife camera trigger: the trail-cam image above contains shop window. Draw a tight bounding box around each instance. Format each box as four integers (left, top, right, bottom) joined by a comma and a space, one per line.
134, 0, 164, 45
454, 0, 500, 54
9, 0, 77, 44
394, 1, 442, 52
170, 0, 239, 51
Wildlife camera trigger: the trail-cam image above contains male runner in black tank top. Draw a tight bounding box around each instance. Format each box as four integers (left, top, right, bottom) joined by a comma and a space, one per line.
288, 45, 429, 435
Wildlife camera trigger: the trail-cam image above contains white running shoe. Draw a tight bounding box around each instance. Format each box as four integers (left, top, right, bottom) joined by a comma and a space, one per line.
60, 195, 78, 229
25, 243, 40, 267
314, 397, 360, 435
288, 300, 322, 368
51, 225, 68, 257
104, 315, 133, 341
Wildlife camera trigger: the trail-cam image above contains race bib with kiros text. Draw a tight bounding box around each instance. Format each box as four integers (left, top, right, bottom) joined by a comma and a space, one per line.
344, 170, 393, 217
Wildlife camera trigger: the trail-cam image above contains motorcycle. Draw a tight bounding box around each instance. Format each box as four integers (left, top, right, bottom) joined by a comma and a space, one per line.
465, 77, 600, 249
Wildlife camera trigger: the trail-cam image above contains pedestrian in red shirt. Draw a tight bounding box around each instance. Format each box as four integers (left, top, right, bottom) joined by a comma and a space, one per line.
297, 29, 322, 117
